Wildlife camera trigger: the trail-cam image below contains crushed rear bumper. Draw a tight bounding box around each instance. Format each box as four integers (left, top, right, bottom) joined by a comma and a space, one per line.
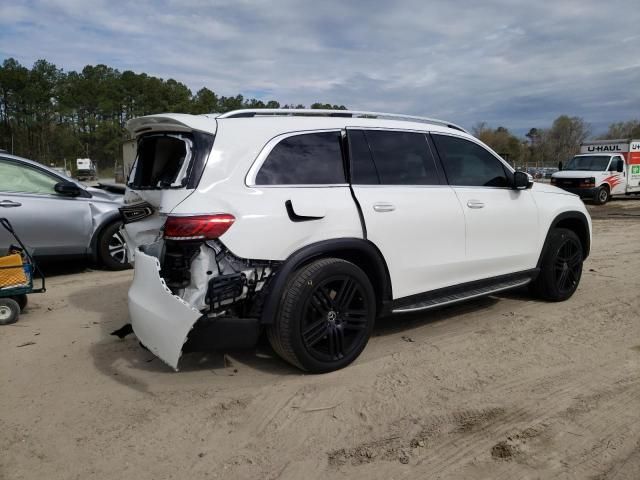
128, 248, 201, 370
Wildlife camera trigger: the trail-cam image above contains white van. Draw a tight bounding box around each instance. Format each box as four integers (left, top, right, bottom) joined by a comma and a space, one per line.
551, 139, 640, 204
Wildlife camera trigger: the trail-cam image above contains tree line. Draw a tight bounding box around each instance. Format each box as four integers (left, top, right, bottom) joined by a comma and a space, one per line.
1, 57, 638, 173
0, 58, 345, 172
474, 116, 640, 168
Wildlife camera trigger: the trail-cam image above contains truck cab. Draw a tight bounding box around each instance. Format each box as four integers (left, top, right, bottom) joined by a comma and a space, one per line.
551, 139, 640, 204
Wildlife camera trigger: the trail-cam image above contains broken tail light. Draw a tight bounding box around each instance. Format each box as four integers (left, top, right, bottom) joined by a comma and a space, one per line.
164, 214, 235, 240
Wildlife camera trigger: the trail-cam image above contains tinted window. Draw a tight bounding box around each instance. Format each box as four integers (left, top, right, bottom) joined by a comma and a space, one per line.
347, 130, 379, 184
432, 134, 510, 187
256, 132, 345, 185
363, 130, 439, 185
0, 159, 59, 194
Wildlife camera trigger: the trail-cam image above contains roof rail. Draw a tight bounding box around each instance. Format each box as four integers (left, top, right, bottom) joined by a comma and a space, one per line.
216, 109, 467, 133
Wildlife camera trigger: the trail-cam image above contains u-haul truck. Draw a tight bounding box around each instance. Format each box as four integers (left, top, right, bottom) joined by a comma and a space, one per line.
551, 138, 640, 204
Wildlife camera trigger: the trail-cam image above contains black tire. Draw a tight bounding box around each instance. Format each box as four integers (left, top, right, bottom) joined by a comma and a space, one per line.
267, 258, 376, 373
13, 294, 27, 312
98, 222, 131, 271
0, 298, 20, 325
530, 228, 583, 302
594, 186, 610, 205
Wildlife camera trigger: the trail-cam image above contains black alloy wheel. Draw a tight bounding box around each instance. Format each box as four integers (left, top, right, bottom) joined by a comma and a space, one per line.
267, 258, 376, 373
530, 228, 583, 301
301, 275, 371, 363
553, 235, 583, 297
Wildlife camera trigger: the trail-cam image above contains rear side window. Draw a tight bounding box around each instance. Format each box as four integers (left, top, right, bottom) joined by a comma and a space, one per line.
256, 131, 345, 185
362, 130, 439, 185
432, 134, 510, 187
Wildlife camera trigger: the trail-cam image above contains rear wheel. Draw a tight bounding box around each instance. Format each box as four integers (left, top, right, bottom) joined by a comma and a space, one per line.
594, 185, 610, 205
530, 228, 583, 301
98, 222, 130, 271
267, 258, 376, 373
0, 298, 20, 325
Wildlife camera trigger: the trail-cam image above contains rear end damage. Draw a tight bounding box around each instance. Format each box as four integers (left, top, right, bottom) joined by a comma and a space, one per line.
123, 117, 280, 369
128, 236, 280, 370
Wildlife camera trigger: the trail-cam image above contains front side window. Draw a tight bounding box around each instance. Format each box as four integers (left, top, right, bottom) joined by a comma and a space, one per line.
432, 134, 510, 187
256, 131, 345, 185
361, 130, 439, 185
0, 159, 59, 194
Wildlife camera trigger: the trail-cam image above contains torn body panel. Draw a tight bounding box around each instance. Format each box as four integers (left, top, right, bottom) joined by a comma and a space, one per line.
128, 239, 278, 369
128, 246, 201, 370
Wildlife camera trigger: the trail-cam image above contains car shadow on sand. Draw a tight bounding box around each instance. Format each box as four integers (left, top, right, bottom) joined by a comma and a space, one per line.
68, 275, 507, 391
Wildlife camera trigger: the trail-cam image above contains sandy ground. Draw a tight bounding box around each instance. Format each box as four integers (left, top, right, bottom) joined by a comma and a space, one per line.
2, 199, 640, 480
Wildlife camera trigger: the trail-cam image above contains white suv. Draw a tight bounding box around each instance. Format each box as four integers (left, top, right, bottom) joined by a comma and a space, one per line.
122, 109, 592, 373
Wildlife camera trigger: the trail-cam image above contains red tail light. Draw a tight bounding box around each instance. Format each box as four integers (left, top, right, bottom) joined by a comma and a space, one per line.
164, 214, 235, 240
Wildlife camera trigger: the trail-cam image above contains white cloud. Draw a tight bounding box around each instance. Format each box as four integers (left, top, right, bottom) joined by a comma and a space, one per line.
1, 0, 638, 133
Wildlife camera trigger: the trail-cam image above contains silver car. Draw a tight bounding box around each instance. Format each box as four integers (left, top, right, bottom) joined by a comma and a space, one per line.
0, 153, 128, 270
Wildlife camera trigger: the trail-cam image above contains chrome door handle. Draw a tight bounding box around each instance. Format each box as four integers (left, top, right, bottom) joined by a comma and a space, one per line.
466, 200, 485, 209
373, 203, 395, 212
0, 200, 22, 208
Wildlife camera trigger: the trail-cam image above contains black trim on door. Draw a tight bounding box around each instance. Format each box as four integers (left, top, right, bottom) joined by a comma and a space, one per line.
285, 200, 324, 222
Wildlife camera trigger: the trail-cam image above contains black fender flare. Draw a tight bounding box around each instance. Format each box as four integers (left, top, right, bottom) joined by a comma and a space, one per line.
260, 238, 392, 324
537, 211, 591, 268
88, 211, 124, 262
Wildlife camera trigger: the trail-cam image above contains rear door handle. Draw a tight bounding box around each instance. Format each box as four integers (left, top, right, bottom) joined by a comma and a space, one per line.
0, 200, 22, 208
466, 200, 485, 209
373, 203, 395, 213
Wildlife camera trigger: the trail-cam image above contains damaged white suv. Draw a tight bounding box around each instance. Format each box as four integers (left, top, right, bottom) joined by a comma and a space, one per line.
122, 109, 591, 372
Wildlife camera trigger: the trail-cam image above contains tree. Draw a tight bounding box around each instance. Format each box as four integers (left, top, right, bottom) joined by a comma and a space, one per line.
537, 115, 591, 165
601, 120, 640, 139
471, 122, 525, 165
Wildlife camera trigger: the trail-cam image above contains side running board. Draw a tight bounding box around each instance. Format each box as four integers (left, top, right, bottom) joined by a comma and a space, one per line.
391, 271, 536, 314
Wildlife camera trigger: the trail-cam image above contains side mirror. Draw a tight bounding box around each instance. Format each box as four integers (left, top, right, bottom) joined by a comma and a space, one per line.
557, 161, 563, 171
513, 171, 532, 190
616, 161, 624, 173
54, 181, 82, 197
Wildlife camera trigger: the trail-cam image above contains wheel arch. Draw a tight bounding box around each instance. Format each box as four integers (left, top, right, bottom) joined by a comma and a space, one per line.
537, 211, 591, 267
260, 238, 392, 324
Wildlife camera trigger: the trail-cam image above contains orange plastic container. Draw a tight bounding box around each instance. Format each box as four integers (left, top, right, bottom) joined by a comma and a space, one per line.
0, 254, 27, 288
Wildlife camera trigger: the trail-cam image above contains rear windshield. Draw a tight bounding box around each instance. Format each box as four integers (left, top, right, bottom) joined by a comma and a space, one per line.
127, 131, 214, 189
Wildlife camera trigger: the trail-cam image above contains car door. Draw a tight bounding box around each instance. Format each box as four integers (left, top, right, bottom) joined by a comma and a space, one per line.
0, 157, 92, 256
431, 133, 539, 280
347, 128, 466, 299
608, 155, 626, 195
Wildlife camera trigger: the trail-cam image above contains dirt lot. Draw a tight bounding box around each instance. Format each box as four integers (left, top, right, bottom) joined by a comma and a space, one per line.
2, 199, 640, 480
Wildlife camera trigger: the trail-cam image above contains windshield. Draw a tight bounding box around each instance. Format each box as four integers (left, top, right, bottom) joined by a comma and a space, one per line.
563, 155, 610, 172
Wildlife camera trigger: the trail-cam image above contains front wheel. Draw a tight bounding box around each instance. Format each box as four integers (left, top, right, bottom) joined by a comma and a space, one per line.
267, 258, 376, 373
98, 222, 131, 271
594, 186, 610, 205
530, 228, 583, 301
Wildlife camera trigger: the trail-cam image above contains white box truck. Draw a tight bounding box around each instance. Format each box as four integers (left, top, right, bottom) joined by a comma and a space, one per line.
76, 158, 97, 181
551, 139, 640, 204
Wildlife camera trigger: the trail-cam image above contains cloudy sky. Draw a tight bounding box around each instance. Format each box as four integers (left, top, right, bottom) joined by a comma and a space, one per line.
1, 0, 638, 134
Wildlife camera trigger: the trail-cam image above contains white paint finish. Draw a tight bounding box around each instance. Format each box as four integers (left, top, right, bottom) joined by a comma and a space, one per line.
531, 186, 592, 253
353, 185, 466, 298
453, 188, 540, 278
174, 184, 362, 260
128, 248, 201, 370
